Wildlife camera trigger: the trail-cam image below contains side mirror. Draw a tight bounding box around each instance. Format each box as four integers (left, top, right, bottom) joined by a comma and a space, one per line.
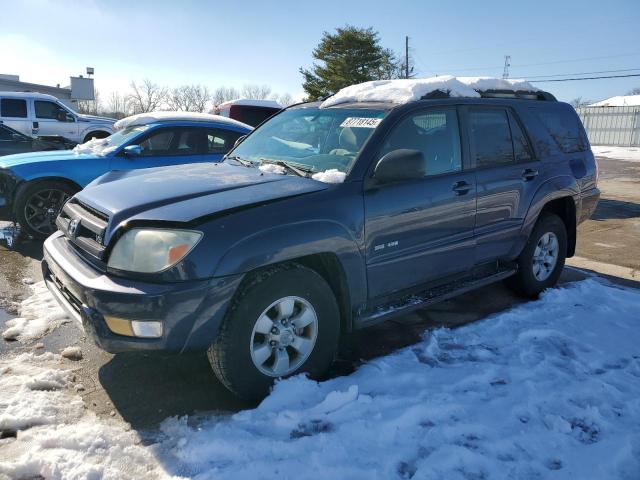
123, 145, 142, 156
234, 135, 247, 148
373, 149, 426, 183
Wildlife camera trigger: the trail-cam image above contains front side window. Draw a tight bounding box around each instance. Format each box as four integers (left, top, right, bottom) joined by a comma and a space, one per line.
379, 109, 462, 176
136, 129, 176, 156
469, 108, 514, 168
1, 99, 27, 118
230, 107, 386, 174
35, 100, 71, 120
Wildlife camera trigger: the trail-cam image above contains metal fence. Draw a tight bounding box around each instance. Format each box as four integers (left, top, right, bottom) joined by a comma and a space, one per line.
575, 106, 640, 147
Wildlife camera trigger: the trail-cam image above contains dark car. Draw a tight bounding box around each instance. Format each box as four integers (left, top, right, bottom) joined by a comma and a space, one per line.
42, 78, 600, 400
0, 123, 75, 156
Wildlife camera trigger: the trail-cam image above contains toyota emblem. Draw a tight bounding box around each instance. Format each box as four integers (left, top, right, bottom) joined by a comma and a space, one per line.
68, 218, 81, 237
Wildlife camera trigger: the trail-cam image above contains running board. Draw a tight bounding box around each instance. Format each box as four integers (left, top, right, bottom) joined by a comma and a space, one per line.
358, 267, 517, 326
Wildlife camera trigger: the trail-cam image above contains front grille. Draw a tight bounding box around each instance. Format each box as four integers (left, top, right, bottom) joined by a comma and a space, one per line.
56, 199, 109, 259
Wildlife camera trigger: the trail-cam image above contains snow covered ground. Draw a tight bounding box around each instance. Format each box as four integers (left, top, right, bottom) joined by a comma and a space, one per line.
592, 146, 640, 162
1, 279, 639, 479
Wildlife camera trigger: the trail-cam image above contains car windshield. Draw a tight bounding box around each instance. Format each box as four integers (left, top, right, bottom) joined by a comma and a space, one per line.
72, 125, 149, 156
229, 107, 386, 174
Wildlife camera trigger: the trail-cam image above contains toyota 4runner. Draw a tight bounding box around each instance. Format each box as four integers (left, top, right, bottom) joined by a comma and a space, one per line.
42, 77, 600, 400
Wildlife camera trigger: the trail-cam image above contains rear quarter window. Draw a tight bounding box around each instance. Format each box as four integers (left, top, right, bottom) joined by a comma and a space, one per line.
531, 105, 588, 154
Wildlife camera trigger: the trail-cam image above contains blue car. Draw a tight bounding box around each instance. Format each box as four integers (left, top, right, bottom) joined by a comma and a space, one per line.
0, 112, 252, 238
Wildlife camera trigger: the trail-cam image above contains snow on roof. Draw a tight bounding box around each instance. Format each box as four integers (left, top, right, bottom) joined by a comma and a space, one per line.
588, 94, 640, 107
0, 91, 59, 100
320, 75, 540, 107
113, 111, 252, 131
217, 98, 283, 109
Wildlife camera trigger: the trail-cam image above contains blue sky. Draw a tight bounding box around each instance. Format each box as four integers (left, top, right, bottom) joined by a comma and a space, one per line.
1, 0, 639, 103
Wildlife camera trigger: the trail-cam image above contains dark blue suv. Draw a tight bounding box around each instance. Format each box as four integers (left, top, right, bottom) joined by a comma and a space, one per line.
42, 78, 599, 400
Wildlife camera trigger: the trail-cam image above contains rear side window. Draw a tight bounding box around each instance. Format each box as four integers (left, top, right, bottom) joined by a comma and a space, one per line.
468, 108, 514, 168
533, 106, 587, 153
1, 99, 27, 118
508, 112, 533, 162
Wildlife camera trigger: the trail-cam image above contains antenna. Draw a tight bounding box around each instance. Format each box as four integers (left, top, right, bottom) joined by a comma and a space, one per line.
502, 55, 511, 79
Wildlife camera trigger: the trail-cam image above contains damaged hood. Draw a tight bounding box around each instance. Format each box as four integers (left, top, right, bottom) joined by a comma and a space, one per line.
75, 162, 327, 238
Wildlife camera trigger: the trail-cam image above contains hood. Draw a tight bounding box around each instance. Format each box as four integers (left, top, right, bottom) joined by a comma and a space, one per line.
76, 162, 328, 239
0, 150, 94, 169
77, 114, 115, 124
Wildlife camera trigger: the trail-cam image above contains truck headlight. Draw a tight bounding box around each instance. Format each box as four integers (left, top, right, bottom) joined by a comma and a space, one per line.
107, 228, 202, 273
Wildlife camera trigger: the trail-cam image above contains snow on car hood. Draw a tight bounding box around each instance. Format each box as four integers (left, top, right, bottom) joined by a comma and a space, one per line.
321, 75, 539, 107
77, 162, 328, 238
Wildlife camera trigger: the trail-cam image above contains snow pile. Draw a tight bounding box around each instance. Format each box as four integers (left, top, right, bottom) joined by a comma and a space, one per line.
2, 282, 70, 342
321, 76, 539, 107
155, 279, 640, 479
72, 137, 118, 156
258, 163, 286, 175
0, 353, 172, 480
114, 111, 251, 131
589, 95, 640, 107
591, 145, 640, 162
2, 279, 640, 479
311, 169, 347, 183
216, 98, 282, 109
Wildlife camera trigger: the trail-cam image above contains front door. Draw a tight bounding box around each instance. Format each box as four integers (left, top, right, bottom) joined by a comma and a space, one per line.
364, 107, 476, 299
33, 100, 78, 139
464, 106, 543, 263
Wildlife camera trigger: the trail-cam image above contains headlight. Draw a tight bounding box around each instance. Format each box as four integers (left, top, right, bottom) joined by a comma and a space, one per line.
107, 228, 202, 273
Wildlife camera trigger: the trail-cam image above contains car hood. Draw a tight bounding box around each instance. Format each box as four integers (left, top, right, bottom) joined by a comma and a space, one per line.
0, 150, 95, 169
77, 114, 115, 125
76, 162, 328, 239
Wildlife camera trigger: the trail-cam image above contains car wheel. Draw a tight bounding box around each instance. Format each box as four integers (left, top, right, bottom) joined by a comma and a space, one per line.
506, 213, 567, 298
15, 180, 78, 239
208, 263, 340, 400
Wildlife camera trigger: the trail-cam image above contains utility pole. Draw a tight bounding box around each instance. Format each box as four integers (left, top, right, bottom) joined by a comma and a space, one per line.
405, 36, 409, 79
502, 55, 511, 79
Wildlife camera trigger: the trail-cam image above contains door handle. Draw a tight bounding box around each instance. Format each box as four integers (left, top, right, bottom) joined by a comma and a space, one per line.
32, 121, 39, 134
522, 168, 538, 181
452, 181, 471, 195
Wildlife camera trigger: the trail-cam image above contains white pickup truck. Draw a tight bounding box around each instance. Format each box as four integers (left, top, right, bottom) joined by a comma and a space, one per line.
0, 91, 114, 144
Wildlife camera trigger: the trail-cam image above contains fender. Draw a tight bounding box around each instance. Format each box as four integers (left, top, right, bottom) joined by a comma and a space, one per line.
214, 219, 368, 309
510, 174, 579, 257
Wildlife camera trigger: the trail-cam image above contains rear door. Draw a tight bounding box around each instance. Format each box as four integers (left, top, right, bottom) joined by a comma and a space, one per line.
364, 107, 476, 299
0, 97, 31, 136
464, 105, 542, 263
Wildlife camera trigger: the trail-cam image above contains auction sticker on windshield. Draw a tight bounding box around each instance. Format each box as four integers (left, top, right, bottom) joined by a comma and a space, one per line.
340, 117, 383, 128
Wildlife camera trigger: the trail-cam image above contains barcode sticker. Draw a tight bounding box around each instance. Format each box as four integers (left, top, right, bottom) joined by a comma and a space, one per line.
340, 117, 382, 128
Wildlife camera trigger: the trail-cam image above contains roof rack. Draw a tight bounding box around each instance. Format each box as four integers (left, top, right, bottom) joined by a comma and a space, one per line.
422, 89, 556, 102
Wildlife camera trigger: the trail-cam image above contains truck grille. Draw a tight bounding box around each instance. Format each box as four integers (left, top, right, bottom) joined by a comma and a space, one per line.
56, 199, 109, 260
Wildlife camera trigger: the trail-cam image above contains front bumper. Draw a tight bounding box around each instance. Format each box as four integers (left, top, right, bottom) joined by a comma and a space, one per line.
42, 232, 243, 353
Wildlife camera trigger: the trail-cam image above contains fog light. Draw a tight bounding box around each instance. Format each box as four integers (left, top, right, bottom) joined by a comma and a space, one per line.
131, 321, 163, 338
104, 315, 134, 337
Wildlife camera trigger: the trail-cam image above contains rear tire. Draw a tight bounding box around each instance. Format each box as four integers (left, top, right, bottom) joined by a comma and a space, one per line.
506, 213, 567, 298
14, 180, 78, 239
208, 263, 340, 401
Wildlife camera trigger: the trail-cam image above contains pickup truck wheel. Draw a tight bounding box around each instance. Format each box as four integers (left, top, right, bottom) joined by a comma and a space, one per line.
208, 264, 340, 401
507, 213, 567, 298
14, 180, 78, 239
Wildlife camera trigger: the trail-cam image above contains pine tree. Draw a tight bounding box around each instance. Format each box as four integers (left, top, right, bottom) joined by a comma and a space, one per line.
300, 26, 403, 100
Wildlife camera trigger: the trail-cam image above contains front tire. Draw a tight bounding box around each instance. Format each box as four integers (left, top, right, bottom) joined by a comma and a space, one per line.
507, 213, 567, 298
208, 264, 340, 401
14, 180, 78, 239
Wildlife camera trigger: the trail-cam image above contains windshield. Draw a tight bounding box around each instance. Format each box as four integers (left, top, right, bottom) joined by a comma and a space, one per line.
72, 125, 149, 156
229, 107, 386, 174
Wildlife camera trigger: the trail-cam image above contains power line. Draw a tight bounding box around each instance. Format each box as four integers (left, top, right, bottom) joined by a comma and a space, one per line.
522, 68, 640, 79
529, 73, 640, 83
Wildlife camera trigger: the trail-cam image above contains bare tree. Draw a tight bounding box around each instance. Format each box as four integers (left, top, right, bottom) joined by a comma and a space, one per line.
168, 84, 211, 112
570, 97, 591, 108
76, 88, 102, 115
241, 84, 272, 100
627, 87, 640, 95
274, 92, 294, 106
105, 91, 129, 119
212, 86, 240, 107
127, 79, 168, 113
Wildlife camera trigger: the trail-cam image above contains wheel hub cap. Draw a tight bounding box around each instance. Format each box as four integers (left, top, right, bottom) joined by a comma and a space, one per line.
249, 296, 318, 377
532, 232, 559, 281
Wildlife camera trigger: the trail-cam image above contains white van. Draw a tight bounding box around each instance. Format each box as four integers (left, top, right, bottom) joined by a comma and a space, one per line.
0, 91, 114, 144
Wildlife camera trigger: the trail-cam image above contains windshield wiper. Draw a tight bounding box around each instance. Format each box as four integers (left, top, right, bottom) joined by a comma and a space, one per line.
225, 155, 255, 168
260, 158, 312, 178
